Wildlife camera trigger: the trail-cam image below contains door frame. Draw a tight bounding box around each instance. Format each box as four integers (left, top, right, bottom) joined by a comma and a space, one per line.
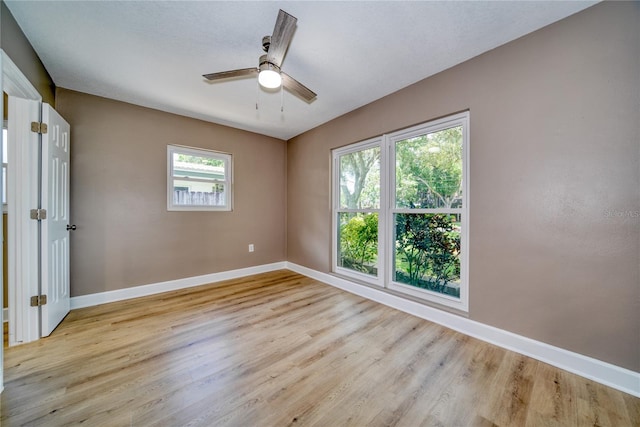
0, 49, 44, 390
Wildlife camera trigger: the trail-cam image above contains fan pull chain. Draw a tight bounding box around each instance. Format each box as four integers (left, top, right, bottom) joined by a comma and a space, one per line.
280, 83, 284, 112
256, 80, 260, 110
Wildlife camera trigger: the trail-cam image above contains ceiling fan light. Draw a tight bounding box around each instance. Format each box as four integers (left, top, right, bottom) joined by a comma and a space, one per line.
258, 69, 282, 89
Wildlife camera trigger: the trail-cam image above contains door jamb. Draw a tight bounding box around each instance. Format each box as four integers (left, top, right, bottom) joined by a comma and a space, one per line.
0, 49, 43, 392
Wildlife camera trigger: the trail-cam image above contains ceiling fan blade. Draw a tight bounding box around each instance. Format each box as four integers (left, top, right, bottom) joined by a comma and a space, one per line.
203, 68, 257, 81
281, 72, 317, 102
267, 9, 297, 67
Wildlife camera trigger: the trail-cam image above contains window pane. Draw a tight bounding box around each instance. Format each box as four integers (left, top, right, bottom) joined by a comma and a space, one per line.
172, 152, 225, 181
2, 166, 6, 205
173, 179, 226, 206
393, 213, 461, 298
339, 146, 380, 209
337, 212, 378, 276
395, 126, 463, 209
2, 128, 7, 161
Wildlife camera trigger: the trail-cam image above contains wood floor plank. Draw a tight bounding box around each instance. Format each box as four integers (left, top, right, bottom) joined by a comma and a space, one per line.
1, 270, 638, 426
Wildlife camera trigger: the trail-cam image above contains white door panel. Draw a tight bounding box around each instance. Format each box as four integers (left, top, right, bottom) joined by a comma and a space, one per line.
41, 103, 71, 337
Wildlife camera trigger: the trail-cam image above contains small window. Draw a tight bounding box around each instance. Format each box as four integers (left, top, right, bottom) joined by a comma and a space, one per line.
167, 145, 232, 211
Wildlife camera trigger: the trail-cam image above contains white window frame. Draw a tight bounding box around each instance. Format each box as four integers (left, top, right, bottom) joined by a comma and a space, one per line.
331, 111, 469, 312
332, 137, 385, 287
2, 122, 7, 213
167, 144, 232, 211
387, 112, 469, 311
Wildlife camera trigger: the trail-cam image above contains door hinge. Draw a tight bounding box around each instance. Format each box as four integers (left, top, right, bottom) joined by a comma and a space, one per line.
31, 121, 48, 134
30, 208, 47, 220
30, 295, 48, 307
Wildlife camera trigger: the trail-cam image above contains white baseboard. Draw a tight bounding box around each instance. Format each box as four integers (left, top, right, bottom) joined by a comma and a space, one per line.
285, 262, 640, 398
70, 262, 287, 310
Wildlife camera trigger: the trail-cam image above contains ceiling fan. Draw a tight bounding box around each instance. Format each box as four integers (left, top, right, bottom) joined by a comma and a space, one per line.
203, 9, 317, 103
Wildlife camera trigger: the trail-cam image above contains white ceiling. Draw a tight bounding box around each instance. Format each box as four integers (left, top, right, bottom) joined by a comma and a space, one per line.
5, 1, 597, 140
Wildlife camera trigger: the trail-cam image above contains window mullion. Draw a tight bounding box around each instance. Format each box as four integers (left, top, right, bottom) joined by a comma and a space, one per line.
336, 209, 378, 214
172, 176, 227, 185
391, 208, 462, 214
380, 134, 390, 289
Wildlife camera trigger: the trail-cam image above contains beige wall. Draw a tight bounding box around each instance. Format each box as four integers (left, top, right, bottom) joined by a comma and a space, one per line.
55, 89, 287, 298
1, 1, 55, 105
287, 2, 640, 371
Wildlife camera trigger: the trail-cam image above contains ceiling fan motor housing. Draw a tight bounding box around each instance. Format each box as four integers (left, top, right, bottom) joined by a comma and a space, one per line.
258, 54, 280, 73
262, 36, 271, 52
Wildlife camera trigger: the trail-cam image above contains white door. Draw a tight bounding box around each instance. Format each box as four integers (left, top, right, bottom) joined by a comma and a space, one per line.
7, 97, 41, 344
40, 103, 71, 336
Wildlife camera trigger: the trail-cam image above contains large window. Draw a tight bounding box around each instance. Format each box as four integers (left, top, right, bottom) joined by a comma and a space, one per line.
167, 145, 232, 211
332, 112, 469, 311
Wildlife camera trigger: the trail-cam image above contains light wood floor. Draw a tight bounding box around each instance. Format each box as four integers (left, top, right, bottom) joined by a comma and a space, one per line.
1, 270, 638, 426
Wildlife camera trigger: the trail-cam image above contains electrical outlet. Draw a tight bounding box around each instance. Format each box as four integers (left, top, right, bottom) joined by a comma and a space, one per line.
248, 244, 254, 252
